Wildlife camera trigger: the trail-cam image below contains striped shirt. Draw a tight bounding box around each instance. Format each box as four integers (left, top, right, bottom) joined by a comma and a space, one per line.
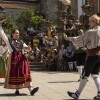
69, 26, 100, 49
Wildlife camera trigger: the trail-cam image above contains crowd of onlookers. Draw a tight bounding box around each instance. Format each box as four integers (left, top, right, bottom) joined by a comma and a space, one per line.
23, 19, 87, 71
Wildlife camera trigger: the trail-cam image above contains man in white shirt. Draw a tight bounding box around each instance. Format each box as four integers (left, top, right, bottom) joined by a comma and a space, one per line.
64, 14, 100, 99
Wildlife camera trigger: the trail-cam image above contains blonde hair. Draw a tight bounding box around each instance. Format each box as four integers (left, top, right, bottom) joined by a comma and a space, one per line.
78, 29, 84, 35
89, 14, 100, 25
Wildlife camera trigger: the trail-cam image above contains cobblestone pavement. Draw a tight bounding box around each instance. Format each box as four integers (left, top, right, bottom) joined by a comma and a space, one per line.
0, 71, 97, 100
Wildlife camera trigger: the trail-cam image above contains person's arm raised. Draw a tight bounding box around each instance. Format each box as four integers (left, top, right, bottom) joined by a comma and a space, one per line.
0, 27, 13, 52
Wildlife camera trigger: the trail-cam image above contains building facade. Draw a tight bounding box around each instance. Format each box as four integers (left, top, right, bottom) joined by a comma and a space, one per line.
0, 0, 99, 22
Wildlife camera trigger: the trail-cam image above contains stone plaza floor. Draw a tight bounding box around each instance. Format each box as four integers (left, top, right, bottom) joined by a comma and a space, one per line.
0, 71, 97, 100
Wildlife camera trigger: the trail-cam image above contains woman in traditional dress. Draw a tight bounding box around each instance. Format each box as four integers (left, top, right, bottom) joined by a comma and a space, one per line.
0, 28, 39, 95
64, 14, 100, 99
0, 41, 9, 78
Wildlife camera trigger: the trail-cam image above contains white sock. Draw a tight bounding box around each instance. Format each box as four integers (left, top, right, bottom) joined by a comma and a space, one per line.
78, 67, 83, 76
28, 86, 34, 92
93, 77, 100, 93
70, 62, 73, 70
68, 63, 71, 70
68, 62, 72, 71
77, 78, 87, 94
74, 61, 77, 69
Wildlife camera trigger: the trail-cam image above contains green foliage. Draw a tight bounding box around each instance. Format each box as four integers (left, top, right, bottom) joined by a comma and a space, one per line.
2, 16, 17, 33
16, 9, 44, 30
31, 15, 43, 29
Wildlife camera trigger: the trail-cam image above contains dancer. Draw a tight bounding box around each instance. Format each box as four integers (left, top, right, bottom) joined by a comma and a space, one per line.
75, 29, 86, 81
64, 14, 100, 99
75, 47, 86, 81
0, 28, 39, 95
0, 41, 9, 78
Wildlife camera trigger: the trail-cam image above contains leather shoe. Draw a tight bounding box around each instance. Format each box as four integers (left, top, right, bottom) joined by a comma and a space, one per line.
15, 91, 20, 95
30, 87, 39, 95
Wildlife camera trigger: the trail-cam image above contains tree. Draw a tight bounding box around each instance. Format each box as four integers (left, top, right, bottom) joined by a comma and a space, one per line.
2, 16, 17, 33
16, 9, 44, 30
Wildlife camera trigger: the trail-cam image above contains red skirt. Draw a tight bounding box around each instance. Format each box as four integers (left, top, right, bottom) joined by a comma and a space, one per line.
8, 51, 32, 85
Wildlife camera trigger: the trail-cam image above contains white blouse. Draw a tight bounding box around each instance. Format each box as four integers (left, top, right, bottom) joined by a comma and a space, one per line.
69, 26, 100, 49
0, 27, 29, 53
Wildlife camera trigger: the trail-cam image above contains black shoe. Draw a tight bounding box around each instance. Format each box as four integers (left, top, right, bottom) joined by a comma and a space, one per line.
30, 87, 39, 95
94, 95, 100, 99
67, 91, 79, 99
94, 91, 100, 99
15, 91, 20, 95
78, 79, 80, 82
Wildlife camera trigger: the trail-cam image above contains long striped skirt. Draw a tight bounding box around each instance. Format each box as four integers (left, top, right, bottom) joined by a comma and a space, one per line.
4, 51, 33, 89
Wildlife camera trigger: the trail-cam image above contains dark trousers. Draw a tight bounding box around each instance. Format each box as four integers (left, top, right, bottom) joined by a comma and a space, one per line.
82, 55, 100, 77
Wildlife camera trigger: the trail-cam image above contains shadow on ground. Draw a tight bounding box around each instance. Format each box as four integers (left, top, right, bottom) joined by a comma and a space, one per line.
0, 82, 4, 86
48, 81, 78, 83
0, 93, 27, 96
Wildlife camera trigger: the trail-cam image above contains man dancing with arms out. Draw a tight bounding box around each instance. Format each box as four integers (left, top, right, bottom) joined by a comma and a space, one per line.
64, 14, 100, 99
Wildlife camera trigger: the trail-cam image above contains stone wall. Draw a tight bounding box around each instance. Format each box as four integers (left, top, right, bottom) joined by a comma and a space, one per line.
39, 0, 99, 22
0, 0, 99, 22
40, 0, 58, 22
0, 0, 40, 20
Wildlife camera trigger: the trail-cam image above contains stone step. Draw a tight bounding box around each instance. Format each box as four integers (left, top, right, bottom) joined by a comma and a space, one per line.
29, 61, 47, 71
30, 67, 47, 71
29, 62, 46, 65
30, 65, 46, 68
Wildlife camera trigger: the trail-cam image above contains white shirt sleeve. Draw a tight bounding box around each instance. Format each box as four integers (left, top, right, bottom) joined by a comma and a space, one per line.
23, 43, 28, 47
0, 27, 13, 52
69, 31, 90, 48
23, 43, 31, 52
0, 46, 3, 56
0, 45, 7, 56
